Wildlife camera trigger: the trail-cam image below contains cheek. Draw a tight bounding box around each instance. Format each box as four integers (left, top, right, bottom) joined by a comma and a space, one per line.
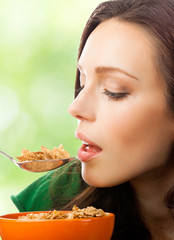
101, 99, 172, 159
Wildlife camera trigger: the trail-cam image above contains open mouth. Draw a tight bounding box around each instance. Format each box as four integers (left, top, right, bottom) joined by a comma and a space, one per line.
76, 132, 102, 162
81, 141, 102, 153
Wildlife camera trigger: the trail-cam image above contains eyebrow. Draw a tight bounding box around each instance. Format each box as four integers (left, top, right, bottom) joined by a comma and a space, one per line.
95, 66, 139, 81
77, 63, 139, 81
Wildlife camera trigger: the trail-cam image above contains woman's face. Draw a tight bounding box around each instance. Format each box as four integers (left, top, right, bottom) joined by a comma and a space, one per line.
68, 19, 174, 187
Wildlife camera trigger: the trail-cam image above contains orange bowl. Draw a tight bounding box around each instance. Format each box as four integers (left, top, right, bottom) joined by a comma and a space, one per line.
0, 211, 115, 240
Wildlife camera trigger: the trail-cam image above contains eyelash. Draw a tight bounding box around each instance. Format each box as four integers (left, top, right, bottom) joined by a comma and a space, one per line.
103, 89, 128, 101
75, 86, 128, 101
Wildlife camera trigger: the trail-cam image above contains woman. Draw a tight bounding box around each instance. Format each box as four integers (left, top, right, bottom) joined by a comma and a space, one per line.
12, 0, 174, 239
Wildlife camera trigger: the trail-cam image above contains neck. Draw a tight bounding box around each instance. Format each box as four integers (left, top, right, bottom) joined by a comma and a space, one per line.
130, 162, 174, 240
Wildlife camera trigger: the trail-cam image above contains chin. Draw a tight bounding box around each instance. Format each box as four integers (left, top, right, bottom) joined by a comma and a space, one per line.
81, 163, 128, 187
81, 172, 103, 187
82, 171, 130, 188
81, 172, 117, 188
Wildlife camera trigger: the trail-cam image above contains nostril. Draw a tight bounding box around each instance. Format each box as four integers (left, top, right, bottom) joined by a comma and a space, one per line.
68, 103, 83, 120
75, 115, 84, 120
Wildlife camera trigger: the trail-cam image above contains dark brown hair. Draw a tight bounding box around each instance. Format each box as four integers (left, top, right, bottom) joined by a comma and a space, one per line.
57, 1, 174, 239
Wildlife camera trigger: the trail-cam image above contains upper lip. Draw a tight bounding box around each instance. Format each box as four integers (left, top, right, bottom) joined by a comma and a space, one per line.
75, 131, 101, 149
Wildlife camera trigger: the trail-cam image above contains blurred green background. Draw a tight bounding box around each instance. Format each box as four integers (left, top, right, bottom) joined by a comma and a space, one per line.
0, 0, 102, 215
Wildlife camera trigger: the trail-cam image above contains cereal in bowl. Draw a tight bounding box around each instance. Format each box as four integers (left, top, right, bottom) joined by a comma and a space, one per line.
18, 205, 107, 220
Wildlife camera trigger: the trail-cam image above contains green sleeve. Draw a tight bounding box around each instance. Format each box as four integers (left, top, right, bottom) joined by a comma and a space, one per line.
11, 160, 86, 212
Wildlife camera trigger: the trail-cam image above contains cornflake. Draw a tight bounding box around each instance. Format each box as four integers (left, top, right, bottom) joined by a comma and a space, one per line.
16, 144, 70, 162
18, 206, 107, 220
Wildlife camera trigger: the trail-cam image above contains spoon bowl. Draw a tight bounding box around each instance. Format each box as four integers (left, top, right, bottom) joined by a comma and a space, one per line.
0, 150, 75, 172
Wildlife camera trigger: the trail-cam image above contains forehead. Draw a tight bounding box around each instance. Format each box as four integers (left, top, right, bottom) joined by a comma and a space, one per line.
78, 18, 157, 81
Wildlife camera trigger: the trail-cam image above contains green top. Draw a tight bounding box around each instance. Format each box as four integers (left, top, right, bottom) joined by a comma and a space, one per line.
11, 160, 87, 212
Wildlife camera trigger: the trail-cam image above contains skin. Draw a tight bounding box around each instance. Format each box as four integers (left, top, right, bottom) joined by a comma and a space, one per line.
68, 19, 174, 239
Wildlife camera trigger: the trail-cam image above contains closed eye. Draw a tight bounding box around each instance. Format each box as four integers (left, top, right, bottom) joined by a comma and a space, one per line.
103, 89, 129, 100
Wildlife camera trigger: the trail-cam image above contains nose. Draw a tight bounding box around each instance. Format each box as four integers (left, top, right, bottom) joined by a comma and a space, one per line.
68, 87, 96, 121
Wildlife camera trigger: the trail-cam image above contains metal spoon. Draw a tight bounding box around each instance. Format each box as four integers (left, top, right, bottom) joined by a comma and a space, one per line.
0, 150, 75, 172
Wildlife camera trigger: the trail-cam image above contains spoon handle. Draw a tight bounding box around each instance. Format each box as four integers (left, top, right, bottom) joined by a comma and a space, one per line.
0, 150, 15, 162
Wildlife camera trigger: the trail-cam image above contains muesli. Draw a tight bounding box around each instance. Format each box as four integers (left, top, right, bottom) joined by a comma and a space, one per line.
16, 144, 70, 162
18, 205, 107, 220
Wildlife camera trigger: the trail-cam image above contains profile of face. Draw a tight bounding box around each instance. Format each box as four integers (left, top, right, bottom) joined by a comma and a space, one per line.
68, 18, 174, 187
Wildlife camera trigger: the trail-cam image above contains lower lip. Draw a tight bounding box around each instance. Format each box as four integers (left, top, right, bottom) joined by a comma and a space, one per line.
77, 144, 102, 162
